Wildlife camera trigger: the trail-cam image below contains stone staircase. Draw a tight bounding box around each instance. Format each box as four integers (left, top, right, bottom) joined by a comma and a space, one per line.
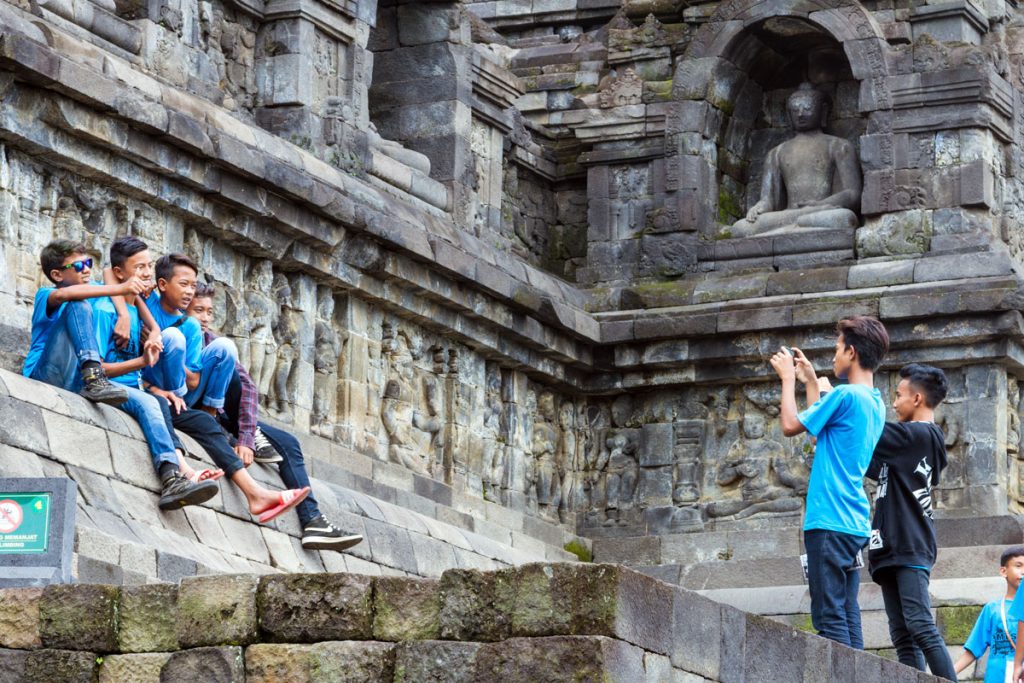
0, 368, 583, 585
592, 518, 1024, 681
0, 563, 945, 682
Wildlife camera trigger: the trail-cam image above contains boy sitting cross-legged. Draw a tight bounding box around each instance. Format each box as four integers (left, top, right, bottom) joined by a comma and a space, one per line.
141, 252, 309, 523
23, 239, 131, 405
93, 236, 221, 509
188, 282, 363, 551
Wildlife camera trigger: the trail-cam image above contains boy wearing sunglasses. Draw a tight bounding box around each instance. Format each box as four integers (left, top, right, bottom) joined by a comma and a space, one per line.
23, 240, 142, 405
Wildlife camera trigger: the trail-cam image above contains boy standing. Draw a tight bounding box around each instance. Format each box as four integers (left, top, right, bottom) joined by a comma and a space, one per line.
770, 315, 889, 648
963, 546, 1024, 681
23, 240, 131, 405
866, 363, 955, 680
187, 283, 363, 551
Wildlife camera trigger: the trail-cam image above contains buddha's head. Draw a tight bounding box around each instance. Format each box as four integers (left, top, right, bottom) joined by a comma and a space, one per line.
787, 83, 829, 132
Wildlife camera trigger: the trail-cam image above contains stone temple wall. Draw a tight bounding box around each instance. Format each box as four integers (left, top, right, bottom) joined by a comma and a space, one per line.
1, 0, 1024, 581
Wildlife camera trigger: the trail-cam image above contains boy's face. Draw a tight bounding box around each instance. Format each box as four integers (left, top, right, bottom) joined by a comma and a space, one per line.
158, 265, 197, 311
187, 295, 214, 332
832, 333, 855, 379
113, 249, 154, 286
1001, 555, 1024, 590
50, 253, 92, 286
892, 378, 921, 422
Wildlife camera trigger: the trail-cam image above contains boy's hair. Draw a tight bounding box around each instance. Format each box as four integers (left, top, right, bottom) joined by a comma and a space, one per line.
837, 315, 889, 372
193, 281, 216, 299
155, 252, 198, 282
40, 240, 88, 283
1001, 545, 1024, 567
899, 363, 948, 408
109, 235, 148, 269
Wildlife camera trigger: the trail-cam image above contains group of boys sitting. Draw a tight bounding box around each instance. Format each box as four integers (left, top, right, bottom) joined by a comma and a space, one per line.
24, 237, 362, 552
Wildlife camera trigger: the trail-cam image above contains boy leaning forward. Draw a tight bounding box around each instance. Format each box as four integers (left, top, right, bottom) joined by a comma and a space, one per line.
770, 315, 890, 649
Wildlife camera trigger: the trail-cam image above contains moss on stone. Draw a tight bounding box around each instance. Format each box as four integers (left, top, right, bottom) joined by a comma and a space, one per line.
792, 613, 817, 635
563, 540, 593, 562
937, 605, 983, 644
717, 187, 741, 225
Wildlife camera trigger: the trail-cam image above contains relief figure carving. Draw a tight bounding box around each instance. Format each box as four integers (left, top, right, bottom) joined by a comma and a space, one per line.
603, 430, 638, 526
311, 288, 343, 438
245, 260, 278, 402
270, 273, 299, 418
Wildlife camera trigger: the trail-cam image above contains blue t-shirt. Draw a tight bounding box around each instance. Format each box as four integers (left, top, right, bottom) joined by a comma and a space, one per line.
92, 297, 142, 388
23, 287, 65, 378
798, 384, 886, 537
965, 599, 1017, 683
145, 291, 203, 372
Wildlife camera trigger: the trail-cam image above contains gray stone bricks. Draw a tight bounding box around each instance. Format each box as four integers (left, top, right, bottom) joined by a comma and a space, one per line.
257, 573, 374, 642
176, 575, 259, 648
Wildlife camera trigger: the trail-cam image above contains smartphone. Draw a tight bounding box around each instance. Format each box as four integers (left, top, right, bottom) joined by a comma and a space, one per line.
780, 345, 793, 356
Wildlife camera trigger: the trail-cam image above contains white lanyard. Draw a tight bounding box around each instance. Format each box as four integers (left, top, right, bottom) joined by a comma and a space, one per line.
1001, 600, 1017, 648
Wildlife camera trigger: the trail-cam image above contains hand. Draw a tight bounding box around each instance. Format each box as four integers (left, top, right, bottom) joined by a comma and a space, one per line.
151, 387, 187, 415
770, 348, 796, 382
746, 202, 764, 222
145, 326, 163, 352
817, 377, 833, 393
120, 276, 148, 297
142, 341, 160, 367
1014, 664, 1023, 683
235, 444, 254, 468
791, 347, 817, 384
113, 315, 131, 350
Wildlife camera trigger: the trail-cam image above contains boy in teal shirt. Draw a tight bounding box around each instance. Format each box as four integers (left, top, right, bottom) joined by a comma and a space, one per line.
967, 546, 1024, 682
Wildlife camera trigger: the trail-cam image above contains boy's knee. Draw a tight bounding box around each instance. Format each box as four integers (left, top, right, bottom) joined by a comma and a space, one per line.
162, 327, 186, 350
207, 337, 238, 362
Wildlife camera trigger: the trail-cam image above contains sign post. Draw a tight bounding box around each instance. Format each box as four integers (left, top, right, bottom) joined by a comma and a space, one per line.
0, 478, 76, 587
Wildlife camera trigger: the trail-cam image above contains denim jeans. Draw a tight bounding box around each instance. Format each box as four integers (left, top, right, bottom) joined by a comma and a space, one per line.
171, 408, 245, 478
217, 370, 322, 526
143, 330, 238, 410
29, 300, 102, 392
117, 386, 179, 472
876, 566, 957, 680
805, 529, 868, 648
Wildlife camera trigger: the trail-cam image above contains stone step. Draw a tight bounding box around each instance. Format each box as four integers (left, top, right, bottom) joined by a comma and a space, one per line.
0, 369, 580, 585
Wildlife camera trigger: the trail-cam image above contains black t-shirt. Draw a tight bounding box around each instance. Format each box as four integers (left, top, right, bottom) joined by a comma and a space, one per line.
865, 421, 947, 579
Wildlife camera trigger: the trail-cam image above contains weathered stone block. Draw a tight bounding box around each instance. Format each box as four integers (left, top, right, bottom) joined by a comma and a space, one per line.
474, 635, 645, 682
23, 648, 97, 682
857, 211, 932, 257
118, 584, 177, 653
176, 575, 258, 648
310, 641, 396, 682
97, 652, 169, 683
392, 641, 480, 683
0, 647, 28, 683
257, 573, 374, 643
0, 588, 42, 649
40, 584, 119, 652
373, 577, 441, 641
244, 643, 312, 683
160, 647, 244, 683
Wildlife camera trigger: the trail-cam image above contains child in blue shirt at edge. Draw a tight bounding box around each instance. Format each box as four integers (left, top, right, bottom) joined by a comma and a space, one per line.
865, 364, 956, 680
770, 315, 889, 649
963, 546, 1024, 682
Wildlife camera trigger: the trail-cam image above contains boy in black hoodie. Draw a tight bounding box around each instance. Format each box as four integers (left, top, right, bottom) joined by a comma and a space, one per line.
866, 363, 955, 680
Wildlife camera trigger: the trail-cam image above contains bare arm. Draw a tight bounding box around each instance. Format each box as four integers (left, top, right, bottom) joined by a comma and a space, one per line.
771, 349, 807, 437
953, 649, 975, 674
47, 281, 134, 308
1015, 624, 1024, 683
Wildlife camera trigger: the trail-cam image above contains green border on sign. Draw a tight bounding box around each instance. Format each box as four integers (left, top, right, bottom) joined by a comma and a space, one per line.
0, 492, 51, 554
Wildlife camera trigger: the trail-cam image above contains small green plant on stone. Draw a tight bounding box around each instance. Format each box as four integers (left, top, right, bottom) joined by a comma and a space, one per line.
564, 539, 592, 562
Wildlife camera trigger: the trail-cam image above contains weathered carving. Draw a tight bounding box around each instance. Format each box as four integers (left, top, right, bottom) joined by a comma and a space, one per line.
243, 261, 278, 402
603, 430, 639, 526
532, 390, 561, 519
270, 273, 300, 419
598, 68, 643, 108
481, 364, 505, 503
311, 287, 343, 438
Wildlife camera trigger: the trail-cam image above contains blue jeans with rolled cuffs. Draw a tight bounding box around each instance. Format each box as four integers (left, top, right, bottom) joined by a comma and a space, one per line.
143, 329, 238, 409
117, 386, 179, 472
805, 529, 868, 649
29, 300, 102, 392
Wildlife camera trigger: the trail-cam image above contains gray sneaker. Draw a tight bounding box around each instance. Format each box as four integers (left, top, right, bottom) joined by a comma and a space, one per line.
79, 366, 129, 406
253, 427, 284, 464
301, 515, 363, 551
158, 474, 219, 510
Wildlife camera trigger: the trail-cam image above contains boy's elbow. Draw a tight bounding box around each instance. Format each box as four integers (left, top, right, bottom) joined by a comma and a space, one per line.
781, 421, 804, 437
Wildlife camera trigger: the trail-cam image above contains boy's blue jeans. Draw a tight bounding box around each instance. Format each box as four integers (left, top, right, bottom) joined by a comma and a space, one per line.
876, 567, 957, 680
805, 529, 867, 649
258, 422, 319, 526
117, 386, 179, 473
28, 300, 101, 392
143, 329, 238, 409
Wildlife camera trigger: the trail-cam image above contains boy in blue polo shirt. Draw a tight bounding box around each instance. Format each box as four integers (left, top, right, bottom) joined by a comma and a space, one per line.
770, 315, 890, 649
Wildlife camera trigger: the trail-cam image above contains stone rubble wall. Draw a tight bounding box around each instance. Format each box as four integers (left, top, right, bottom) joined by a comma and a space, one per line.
0, 563, 946, 682
0, 368, 583, 584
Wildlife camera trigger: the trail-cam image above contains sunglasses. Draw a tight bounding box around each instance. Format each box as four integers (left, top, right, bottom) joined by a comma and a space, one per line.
59, 258, 93, 273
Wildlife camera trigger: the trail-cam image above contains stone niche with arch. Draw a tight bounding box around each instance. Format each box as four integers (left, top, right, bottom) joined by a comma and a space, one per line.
661, 0, 895, 272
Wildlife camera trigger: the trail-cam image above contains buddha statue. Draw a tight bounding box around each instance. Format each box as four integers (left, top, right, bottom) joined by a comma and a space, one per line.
728, 83, 861, 238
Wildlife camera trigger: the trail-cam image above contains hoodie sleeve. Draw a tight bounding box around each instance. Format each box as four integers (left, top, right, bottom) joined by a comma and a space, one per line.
872, 422, 913, 467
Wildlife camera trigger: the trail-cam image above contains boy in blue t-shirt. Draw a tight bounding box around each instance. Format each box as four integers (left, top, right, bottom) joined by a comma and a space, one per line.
141, 252, 238, 415
93, 236, 220, 510
770, 315, 890, 649
23, 239, 135, 406
962, 546, 1024, 682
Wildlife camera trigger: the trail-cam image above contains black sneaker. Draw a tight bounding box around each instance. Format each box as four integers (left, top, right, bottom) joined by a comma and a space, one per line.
253, 427, 284, 464
158, 473, 219, 510
301, 515, 363, 551
79, 366, 129, 406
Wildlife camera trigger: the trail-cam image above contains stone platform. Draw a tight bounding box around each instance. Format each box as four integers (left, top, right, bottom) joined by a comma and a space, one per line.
0, 563, 945, 682
0, 368, 582, 584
